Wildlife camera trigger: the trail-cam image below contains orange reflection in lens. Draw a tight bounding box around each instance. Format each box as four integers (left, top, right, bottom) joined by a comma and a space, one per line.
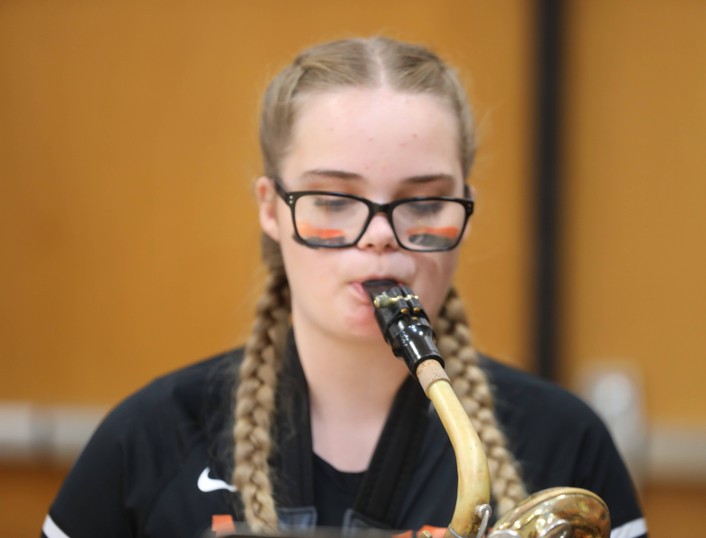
405, 226, 459, 238
298, 221, 346, 240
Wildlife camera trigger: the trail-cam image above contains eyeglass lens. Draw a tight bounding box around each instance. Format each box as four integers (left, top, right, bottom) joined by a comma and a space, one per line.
293, 193, 467, 251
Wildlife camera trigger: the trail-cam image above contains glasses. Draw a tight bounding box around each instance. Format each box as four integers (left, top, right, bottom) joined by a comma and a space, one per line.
272, 177, 474, 252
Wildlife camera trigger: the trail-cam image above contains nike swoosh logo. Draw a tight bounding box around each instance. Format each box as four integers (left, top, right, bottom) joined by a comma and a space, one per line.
198, 466, 237, 493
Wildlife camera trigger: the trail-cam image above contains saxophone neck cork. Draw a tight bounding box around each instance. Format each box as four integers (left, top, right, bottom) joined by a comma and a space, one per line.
416, 359, 450, 395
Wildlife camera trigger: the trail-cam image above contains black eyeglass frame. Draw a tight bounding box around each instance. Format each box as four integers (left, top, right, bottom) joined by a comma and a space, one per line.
271, 176, 475, 252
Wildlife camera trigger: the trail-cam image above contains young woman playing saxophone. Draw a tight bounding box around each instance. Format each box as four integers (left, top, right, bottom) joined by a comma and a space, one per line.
43, 36, 647, 538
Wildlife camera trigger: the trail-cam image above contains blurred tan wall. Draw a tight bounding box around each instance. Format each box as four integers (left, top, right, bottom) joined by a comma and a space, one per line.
0, 3, 534, 535
562, 0, 706, 426
0, 2, 533, 406
561, 1, 706, 534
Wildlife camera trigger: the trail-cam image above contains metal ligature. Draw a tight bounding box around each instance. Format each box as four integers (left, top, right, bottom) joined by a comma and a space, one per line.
364, 281, 610, 538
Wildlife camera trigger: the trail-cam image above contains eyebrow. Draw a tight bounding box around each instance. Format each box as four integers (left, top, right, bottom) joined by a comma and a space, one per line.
300, 169, 362, 181
300, 169, 457, 185
403, 173, 457, 185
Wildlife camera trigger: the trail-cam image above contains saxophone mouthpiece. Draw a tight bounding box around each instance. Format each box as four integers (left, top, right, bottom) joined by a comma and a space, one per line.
362, 280, 443, 376
362, 279, 399, 300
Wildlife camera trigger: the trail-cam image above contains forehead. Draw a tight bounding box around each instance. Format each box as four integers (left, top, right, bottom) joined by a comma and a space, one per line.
282, 87, 462, 182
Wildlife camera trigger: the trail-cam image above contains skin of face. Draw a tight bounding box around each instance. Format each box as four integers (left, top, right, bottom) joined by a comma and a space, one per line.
256, 87, 468, 345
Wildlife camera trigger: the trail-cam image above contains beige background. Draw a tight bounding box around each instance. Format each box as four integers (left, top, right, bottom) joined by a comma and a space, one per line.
1, 1, 705, 536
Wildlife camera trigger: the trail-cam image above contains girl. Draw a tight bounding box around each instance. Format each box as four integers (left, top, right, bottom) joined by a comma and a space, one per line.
43, 36, 647, 538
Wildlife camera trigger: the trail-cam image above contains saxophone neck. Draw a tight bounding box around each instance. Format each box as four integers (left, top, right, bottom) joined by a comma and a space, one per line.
365, 282, 492, 538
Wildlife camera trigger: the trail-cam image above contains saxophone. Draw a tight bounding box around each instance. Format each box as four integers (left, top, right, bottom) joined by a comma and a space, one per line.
364, 282, 610, 538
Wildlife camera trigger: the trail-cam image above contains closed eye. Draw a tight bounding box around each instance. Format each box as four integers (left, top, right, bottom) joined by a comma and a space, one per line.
406, 200, 444, 216
312, 196, 356, 211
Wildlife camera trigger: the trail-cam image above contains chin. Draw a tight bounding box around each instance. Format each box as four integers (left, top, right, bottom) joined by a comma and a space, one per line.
340, 308, 385, 341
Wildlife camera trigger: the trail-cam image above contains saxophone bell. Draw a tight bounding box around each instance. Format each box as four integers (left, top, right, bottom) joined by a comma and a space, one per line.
488, 487, 610, 538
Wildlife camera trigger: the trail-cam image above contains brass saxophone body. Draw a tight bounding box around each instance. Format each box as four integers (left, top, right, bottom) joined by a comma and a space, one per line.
364, 282, 610, 538
490, 488, 609, 537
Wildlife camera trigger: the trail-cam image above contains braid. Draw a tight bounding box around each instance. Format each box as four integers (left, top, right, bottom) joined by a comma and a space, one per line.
434, 287, 527, 516
233, 264, 290, 531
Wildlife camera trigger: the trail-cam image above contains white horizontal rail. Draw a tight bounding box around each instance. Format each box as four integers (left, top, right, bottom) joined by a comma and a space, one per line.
0, 402, 106, 463
1, 401, 705, 483
646, 423, 706, 482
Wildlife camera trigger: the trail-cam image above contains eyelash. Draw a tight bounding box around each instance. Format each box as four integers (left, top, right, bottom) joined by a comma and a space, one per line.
312, 196, 355, 210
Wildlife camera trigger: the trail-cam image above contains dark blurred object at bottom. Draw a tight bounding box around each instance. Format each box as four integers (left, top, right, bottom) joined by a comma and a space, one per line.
202, 528, 399, 538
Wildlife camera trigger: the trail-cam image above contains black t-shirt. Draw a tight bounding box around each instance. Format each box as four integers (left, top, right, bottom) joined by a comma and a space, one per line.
42, 344, 648, 538
313, 454, 365, 527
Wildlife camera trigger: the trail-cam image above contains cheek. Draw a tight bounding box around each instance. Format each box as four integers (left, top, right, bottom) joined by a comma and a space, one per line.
414, 251, 459, 320
279, 241, 336, 300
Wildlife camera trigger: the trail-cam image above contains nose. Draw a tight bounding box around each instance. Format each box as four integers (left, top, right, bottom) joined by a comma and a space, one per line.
357, 213, 399, 252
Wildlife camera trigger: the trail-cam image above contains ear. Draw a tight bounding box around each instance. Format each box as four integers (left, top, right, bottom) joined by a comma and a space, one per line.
254, 176, 280, 242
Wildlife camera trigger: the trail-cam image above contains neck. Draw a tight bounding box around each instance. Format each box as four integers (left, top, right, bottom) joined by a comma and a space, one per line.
294, 324, 409, 413
292, 321, 410, 471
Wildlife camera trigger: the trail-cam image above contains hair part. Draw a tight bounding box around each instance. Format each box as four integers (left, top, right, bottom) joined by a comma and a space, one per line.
259, 36, 476, 180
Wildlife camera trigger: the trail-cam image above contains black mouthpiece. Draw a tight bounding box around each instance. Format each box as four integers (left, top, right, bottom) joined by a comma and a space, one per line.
362, 280, 443, 376
362, 279, 399, 299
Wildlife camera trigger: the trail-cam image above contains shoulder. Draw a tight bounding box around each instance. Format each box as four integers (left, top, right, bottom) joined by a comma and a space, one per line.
114, 348, 244, 425
47, 348, 245, 537
479, 355, 645, 533
478, 353, 612, 471
479, 354, 598, 428
90, 349, 243, 451
100, 347, 246, 474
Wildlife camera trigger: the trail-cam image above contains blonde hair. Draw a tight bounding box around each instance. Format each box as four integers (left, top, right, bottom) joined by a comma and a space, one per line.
259, 36, 475, 179
234, 36, 526, 531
